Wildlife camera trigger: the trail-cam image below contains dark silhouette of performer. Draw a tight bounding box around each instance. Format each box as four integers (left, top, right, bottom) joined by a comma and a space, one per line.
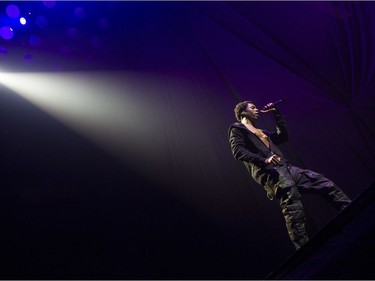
228, 100, 351, 250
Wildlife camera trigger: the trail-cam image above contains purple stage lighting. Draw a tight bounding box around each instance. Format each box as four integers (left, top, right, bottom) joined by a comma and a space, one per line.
0, 26, 14, 40
6, 4, 20, 18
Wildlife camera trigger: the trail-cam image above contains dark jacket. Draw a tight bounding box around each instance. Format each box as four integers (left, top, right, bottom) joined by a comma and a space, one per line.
228, 110, 290, 199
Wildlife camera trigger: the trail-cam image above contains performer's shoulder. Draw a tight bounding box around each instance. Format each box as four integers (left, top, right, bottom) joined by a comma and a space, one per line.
228, 122, 246, 136
229, 122, 245, 130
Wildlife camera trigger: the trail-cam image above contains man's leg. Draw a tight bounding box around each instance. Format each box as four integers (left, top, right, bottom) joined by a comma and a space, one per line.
290, 166, 352, 210
324, 184, 352, 210
279, 186, 309, 250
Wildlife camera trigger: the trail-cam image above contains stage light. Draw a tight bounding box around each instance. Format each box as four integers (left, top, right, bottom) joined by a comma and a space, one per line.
0, 26, 14, 40
0, 71, 212, 214
6, 4, 20, 18
20, 17, 27, 25
0, 71, 152, 160
0, 71, 179, 178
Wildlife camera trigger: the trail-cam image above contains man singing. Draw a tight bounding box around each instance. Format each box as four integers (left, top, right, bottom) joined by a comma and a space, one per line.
228, 100, 351, 250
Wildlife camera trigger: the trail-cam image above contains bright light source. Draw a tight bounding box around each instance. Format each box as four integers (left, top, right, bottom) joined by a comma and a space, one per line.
0, 71, 155, 168
20, 17, 27, 25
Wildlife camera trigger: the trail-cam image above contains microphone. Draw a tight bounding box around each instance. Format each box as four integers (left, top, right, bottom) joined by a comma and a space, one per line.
262, 99, 286, 111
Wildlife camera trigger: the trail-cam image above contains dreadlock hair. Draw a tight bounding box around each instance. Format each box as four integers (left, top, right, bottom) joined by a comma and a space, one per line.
234, 101, 253, 122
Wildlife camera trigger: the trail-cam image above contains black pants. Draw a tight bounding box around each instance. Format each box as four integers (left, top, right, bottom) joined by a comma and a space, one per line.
277, 165, 352, 250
